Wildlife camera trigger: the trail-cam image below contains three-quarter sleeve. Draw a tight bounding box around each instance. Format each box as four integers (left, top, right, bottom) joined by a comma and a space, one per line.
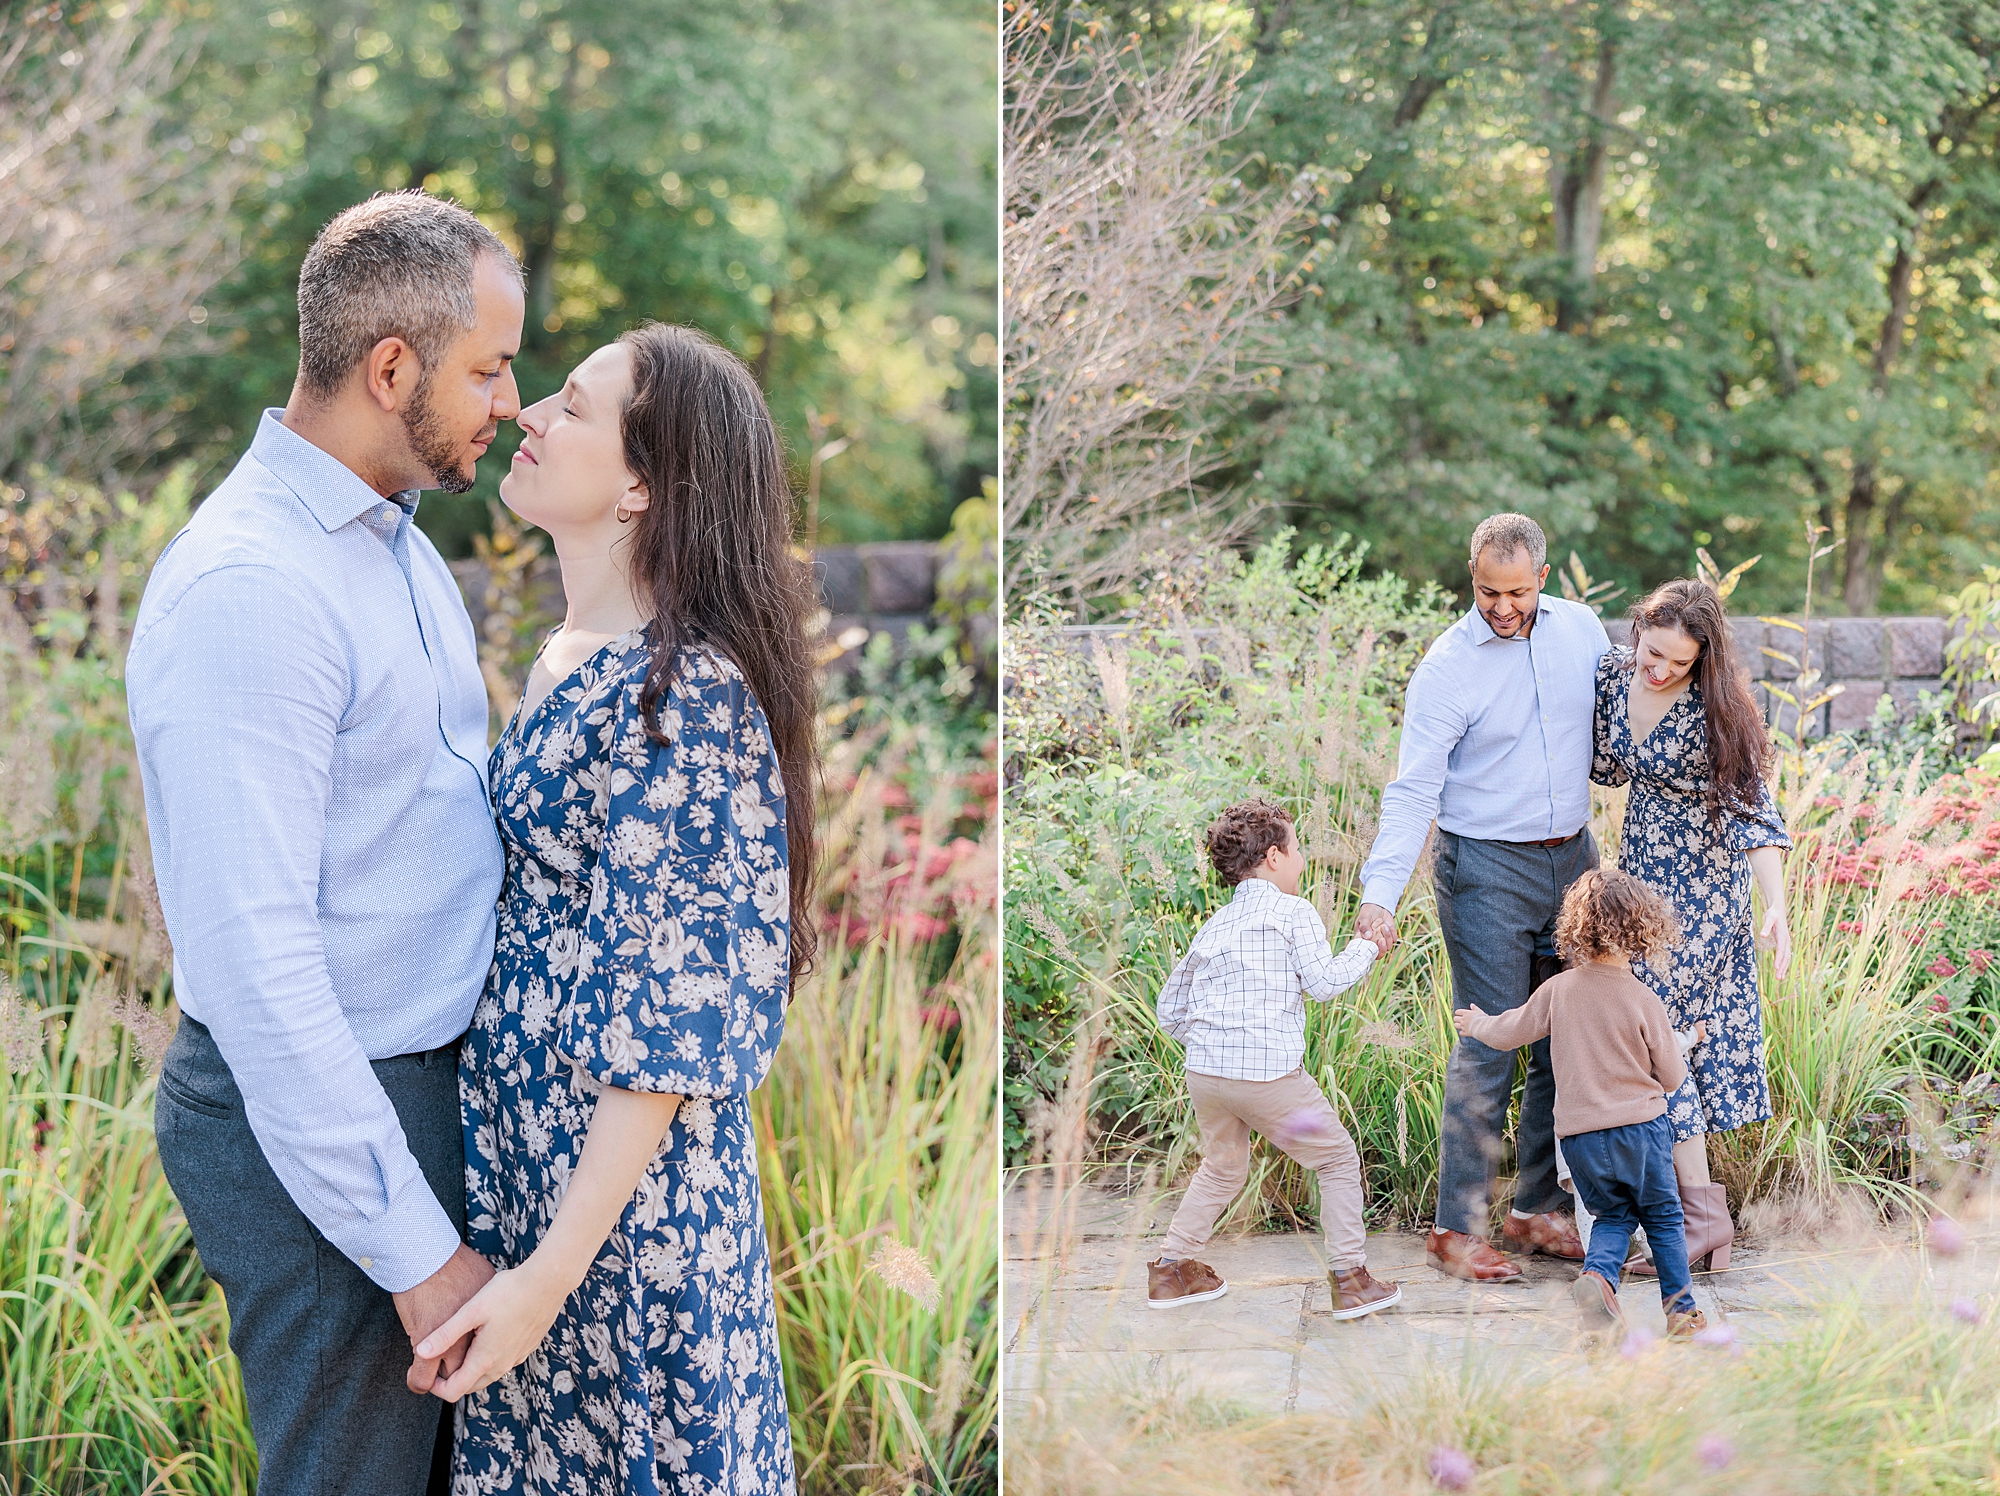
1591, 650, 1631, 788
557, 647, 791, 1098
1726, 773, 1792, 852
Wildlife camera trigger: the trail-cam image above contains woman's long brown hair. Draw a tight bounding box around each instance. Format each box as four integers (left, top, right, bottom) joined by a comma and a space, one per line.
1626, 577, 1772, 821
618, 322, 820, 989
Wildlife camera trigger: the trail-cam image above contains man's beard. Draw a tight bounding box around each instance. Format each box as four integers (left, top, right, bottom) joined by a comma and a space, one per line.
400, 373, 477, 494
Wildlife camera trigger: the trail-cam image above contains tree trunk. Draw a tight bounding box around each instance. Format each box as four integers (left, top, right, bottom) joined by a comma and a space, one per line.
1843, 228, 1920, 614
1548, 34, 1617, 333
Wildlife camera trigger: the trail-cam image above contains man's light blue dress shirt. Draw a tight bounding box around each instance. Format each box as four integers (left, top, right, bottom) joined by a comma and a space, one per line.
1358, 594, 1611, 912
127, 410, 503, 1292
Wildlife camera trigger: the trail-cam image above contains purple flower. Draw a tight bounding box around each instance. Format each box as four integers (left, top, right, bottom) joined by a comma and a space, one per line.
1929, 1216, 1968, 1258
1427, 1445, 1475, 1491
1951, 1296, 1980, 1324
1696, 1432, 1735, 1471
1694, 1322, 1742, 1355
1620, 1326, 1656, 1360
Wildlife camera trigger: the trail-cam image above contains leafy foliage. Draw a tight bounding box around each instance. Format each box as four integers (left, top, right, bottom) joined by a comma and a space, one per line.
1031, 0, 2000, 614
14, 0, 997, 552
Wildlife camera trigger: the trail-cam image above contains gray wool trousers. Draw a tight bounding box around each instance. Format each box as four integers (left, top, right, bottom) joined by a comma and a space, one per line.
1431, 827, 1598, 1236
154, 1016, 463, 1496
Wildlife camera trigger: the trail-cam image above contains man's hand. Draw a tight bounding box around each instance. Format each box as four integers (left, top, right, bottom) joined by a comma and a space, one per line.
394, 1242, 496, 1395
1356, 902, 1398, 955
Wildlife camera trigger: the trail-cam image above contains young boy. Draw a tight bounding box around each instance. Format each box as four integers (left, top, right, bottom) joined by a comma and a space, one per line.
1151, 799, 1400, 1320
1453, 867, 1707, 1337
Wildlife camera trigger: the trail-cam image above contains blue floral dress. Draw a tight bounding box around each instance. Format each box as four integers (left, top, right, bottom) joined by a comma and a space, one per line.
454, 627, 797, 1496
1591, 647, 1792, 1141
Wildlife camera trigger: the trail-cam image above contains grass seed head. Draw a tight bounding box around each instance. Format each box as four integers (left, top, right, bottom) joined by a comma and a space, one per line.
868, 1235, 941, 1312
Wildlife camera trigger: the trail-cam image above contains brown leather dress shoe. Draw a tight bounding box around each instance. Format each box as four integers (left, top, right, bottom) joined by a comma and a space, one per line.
1501, 1210, 1585, 1260
1425, 1227, 1523, 1282
1327, 1264, 1403, 1320
1147, 1257, 1227, 1309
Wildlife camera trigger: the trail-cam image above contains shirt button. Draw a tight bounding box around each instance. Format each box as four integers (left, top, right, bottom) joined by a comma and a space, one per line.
358, 1256, 374, 1270
381, 505, 396, 522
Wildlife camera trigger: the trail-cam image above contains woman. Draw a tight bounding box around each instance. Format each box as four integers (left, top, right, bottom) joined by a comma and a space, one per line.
1590, 577, 1792, 1274
415, 323, 820, 1493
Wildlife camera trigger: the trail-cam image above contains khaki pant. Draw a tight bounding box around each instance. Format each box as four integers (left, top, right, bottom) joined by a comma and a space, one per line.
1158, 1066, 1367, 1272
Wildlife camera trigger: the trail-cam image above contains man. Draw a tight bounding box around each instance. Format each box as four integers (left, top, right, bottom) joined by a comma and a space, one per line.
1354, 513, 1608, 1282
128, 192, 523, 1493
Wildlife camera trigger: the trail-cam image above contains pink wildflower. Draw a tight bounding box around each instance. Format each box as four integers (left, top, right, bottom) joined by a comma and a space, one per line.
1427, 1446, 1475, 1491
1929, 1216, 1967, 1258
1971, 950, 1993, 975
1929, 956, 1960, 979
1952, 1297, 1981, 1324
1619, 1326, 1655, 1360
1696, 1433, 1735, 1471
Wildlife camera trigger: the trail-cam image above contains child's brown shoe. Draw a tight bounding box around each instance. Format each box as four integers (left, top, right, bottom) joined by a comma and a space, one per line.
1327, 1264, 1402, 1320
1147, 1257, 1227, 1309
1570, 1269, 1624, 1332
1666, 1305, 1707, 1339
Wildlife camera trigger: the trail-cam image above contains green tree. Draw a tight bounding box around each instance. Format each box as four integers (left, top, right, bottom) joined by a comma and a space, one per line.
117, 0, 997, 550
1045, 0, 2000, 614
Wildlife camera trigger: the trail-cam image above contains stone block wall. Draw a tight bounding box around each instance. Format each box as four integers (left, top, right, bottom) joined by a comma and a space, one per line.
453, 541, 953, 677
1605, 614, 1974, 738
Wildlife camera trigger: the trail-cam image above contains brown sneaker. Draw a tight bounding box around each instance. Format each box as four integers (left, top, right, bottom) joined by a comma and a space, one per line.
1147, 1257, 1227, 1309
1426, 1227, 1523, 1282
1570, 1269, 1624, 1332
1327, 1264, 1403, 1321
1501, 1211, 1585, 1261
1666, 1305, 1708, 1339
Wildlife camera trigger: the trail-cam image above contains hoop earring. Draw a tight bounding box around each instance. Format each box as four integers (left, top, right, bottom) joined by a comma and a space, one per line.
615, 500, 634, 525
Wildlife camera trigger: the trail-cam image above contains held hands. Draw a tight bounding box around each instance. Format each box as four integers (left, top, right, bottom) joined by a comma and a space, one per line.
1356, 903, 1398, 956
1758, 906, 1794, 984
394, 1242, 496, 1395
1450, 1006, 1475, 1036
414, 1258, 576, 1402
1691, 1019, 1708, 1046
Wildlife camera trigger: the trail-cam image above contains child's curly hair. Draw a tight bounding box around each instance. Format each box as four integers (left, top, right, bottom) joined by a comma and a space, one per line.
1206, 799, 1294, 886
1556, 868, 1679, 966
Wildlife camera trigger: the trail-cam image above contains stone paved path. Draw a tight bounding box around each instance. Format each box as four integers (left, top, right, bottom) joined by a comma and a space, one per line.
1004, 1177, 2000, 1416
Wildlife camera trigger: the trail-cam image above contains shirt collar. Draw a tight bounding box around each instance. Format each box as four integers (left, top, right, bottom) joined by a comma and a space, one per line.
1464, 597, 1550, 645
1230, 877, 1283, 903
249, 409, 420, 533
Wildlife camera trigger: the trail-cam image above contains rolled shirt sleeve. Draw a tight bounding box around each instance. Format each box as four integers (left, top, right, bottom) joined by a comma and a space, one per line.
557, 649, 791, 1098
128, 565, 458, 1291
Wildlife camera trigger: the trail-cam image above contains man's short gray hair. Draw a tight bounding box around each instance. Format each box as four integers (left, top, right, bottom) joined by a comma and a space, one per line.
1469, 512, 1548, 570
296, 191, 522, 400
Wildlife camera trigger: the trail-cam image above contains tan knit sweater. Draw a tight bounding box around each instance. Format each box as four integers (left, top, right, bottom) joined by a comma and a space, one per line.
1458, 961, 1688, 1138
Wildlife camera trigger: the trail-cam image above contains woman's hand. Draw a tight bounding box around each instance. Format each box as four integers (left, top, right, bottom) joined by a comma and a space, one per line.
417, 1259, 574, 1402
1759, 905, 1793, 984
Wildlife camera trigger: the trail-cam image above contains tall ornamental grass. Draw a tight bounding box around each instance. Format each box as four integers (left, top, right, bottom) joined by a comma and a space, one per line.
1005, 539, 2000, 1230
2, 476, 998, 1494
1006, 1286, 2000, 1494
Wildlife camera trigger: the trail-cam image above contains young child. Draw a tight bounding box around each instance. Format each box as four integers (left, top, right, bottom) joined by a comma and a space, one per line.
1454, 868, 1707, 1337
1151, 799, 1400, 1320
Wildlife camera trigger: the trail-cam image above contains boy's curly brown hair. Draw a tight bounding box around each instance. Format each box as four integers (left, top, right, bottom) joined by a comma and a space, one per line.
1556, 868, 1680, 966
1206, 799, 1294, 886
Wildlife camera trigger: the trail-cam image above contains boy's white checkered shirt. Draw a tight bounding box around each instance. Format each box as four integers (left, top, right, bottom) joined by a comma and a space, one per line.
1155, 877, 1379, 1081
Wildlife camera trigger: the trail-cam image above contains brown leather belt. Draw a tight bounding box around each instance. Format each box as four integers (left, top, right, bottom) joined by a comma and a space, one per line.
1508, 830, 1583, 848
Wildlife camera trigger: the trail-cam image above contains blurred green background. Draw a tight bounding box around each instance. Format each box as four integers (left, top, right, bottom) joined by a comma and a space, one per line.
7, 0, 997, 554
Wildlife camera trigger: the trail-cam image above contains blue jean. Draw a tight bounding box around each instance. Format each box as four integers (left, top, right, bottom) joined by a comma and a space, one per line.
1432, 829, 1597, 1234
1562, 1114, 1694, 1313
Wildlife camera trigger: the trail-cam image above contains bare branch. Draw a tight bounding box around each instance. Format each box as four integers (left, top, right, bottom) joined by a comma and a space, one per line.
0, 7, 253, 485
1003, 6, 1308, 602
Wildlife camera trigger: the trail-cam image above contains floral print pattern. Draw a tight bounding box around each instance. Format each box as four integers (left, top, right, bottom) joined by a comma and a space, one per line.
1591, 647, 1792, 1143
455, 627, 796, 1495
